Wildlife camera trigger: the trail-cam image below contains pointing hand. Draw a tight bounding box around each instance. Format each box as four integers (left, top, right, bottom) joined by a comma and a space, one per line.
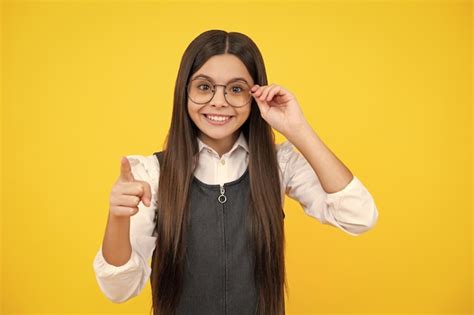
109, 157, 152, 217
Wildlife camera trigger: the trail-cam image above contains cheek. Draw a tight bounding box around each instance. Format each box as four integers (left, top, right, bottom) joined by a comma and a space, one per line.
238, 108, 251, 121
187, 103, 200, 120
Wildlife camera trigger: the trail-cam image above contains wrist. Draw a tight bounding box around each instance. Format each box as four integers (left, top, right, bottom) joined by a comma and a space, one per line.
108, 210, 131, 222
285, 121, 312, 142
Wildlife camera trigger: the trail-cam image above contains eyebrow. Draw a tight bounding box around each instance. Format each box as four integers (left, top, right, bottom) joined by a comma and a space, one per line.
191, 74, 249, 84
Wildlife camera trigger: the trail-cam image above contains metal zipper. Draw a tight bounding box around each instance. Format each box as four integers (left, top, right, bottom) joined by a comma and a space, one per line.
218, 184, 227, 204
219, 184, 227, 314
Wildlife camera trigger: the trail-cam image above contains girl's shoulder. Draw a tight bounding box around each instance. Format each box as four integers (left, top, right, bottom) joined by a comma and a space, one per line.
275, 140, 297, 169
124, 145, 296, 181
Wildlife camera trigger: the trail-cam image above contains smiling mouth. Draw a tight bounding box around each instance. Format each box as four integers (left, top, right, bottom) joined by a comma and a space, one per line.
202, 114, 234, 124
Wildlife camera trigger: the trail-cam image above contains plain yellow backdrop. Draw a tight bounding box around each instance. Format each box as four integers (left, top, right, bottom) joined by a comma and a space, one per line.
1, 0, 472, 314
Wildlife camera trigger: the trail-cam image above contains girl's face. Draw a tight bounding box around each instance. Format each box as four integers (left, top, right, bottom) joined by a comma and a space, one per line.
187, 54, 254, 153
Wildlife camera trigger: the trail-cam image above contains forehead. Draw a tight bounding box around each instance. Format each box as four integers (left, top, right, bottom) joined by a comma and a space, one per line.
190, 54, 253, 84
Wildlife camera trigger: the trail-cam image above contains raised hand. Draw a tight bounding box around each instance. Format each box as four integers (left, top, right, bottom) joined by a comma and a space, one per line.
250, 83, 308, 137
109, 157, 152, 217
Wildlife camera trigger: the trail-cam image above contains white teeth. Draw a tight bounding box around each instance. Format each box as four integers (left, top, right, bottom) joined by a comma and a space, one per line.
205, 114, 231, 122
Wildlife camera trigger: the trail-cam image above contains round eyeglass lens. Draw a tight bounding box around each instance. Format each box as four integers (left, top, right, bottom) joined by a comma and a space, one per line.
187, 78, 251, 107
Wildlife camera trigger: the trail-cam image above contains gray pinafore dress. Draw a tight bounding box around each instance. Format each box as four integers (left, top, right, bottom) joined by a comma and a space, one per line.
153, 151, 259, 314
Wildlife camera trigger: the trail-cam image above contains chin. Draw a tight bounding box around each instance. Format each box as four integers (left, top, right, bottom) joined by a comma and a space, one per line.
200, 128, 236, 140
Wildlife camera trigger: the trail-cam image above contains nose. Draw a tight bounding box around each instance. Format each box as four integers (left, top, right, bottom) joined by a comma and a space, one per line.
209, 85, 229, 107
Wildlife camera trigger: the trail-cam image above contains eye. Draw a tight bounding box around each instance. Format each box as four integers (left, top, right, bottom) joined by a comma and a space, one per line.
229, 83, 248, 93
198, 84, 211, 91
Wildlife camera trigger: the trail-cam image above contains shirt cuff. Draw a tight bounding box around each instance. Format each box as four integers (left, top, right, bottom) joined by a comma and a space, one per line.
93, 245, 140, 278
324, 175, 379, 235
325, 174, 358, 199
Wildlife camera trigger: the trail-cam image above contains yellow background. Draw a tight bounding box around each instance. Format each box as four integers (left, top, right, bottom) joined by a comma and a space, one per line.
1, 0, 472, 314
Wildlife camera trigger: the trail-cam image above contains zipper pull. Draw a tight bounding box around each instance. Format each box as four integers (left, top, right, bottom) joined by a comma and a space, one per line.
218, 184, 227, 204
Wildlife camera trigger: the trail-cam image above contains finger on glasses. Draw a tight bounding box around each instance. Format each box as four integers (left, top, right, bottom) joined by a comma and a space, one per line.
258, 84, 274, 101
266, 85, 282, 102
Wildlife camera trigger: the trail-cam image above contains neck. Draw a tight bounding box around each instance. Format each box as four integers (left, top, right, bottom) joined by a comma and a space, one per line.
199, 131, 239, 158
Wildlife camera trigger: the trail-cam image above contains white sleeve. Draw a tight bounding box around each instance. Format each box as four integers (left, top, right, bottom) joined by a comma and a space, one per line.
92, 154, 160, 303
277, 141, 379, 236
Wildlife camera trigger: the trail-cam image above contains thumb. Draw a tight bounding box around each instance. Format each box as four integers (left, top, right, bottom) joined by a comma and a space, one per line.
139, 181, 152, 207
119, 156, 135, 182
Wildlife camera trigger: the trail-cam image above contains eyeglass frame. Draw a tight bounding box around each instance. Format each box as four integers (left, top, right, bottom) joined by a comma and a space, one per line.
185, 77, 253, 108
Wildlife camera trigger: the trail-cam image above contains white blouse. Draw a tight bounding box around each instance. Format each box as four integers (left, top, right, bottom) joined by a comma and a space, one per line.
92, 131, 379, 303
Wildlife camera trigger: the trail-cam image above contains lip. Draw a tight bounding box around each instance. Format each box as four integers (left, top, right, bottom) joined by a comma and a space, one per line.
202, 113, 234, 126
203, 113, 234, 117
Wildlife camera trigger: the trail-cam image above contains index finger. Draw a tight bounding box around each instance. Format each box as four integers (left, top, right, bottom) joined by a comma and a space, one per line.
119, 156, 135, 182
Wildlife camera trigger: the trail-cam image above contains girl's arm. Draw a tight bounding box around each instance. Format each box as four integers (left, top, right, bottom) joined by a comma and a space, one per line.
285, 123, 354, 194
251, 83, 353, 193
101, 212, 132, 267
252, 83, 378, 235
93, 155, 159, 303
278, 140, 378, 236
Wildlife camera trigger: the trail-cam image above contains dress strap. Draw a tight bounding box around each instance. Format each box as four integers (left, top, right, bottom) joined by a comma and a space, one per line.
151, 151, 164, 224
153, 150, 164, 165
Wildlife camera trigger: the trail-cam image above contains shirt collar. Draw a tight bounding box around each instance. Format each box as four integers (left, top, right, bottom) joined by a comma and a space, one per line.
197, 131, 249, 156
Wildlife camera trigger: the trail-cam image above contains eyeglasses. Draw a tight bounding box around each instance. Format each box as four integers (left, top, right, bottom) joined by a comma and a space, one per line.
186, 77, 252, 108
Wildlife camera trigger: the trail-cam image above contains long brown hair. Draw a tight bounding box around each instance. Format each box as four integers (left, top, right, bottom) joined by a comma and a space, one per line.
150, 29, 288, 314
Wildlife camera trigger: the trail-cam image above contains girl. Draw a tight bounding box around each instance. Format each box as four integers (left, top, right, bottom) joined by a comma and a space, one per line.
93, 29, 379, 315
